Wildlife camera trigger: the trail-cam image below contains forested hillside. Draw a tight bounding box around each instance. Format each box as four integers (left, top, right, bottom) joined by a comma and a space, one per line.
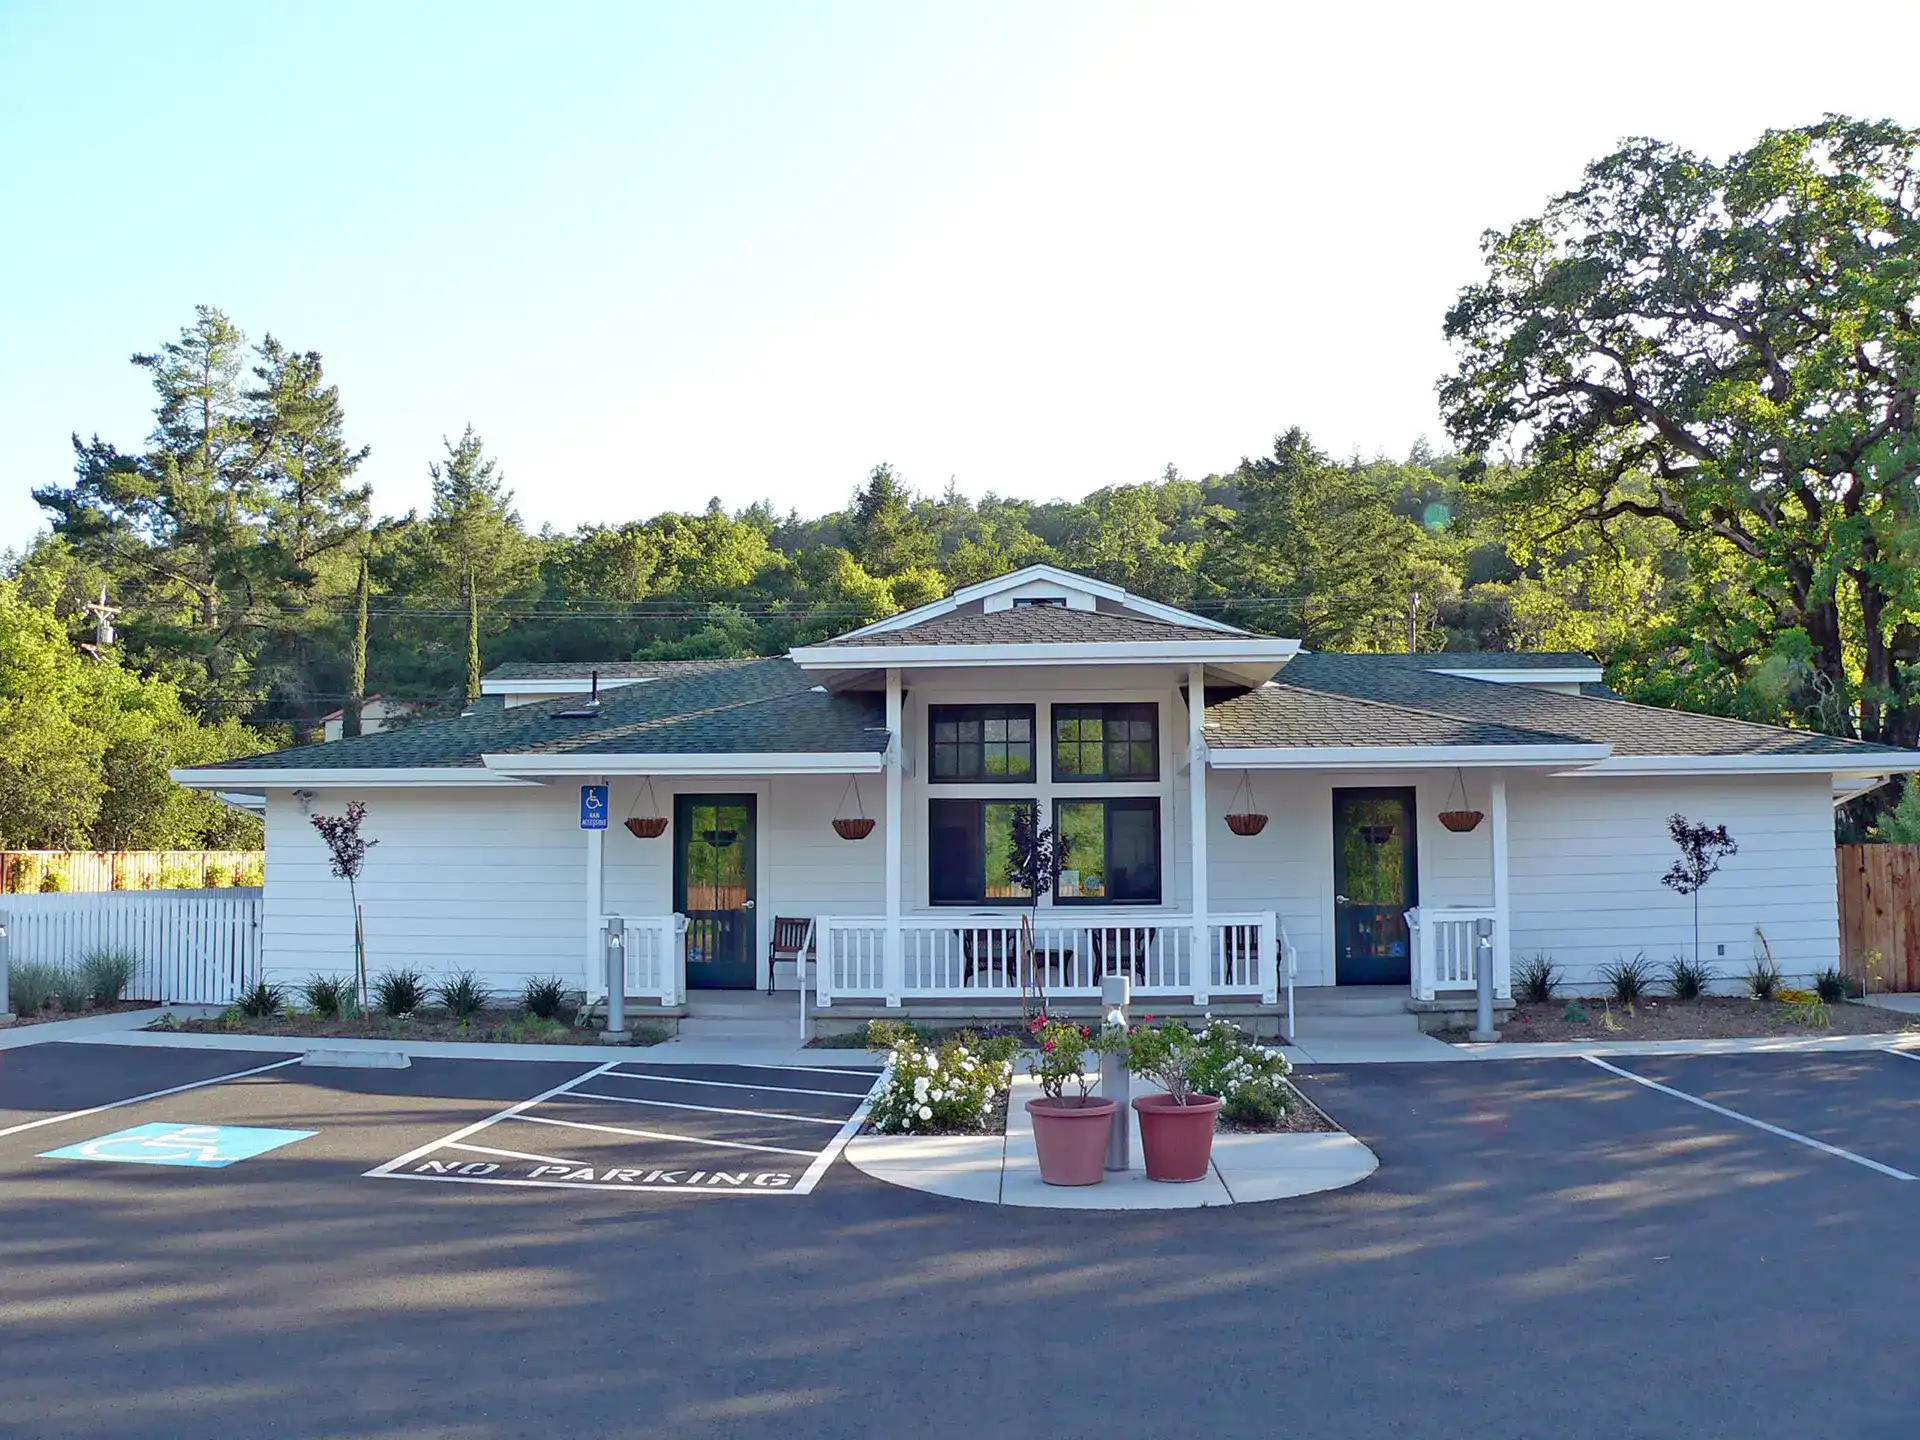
5, 115, 1916, 847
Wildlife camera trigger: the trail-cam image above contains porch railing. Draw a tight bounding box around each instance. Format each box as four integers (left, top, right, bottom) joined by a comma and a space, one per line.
604, 913, 687, 1005
1407, 906, 1504, 1002
813, 912, 1280, 1007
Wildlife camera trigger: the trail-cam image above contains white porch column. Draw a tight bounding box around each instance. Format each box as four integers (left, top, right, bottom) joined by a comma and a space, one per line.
1490, 777, 1510, 999
1188, 664, 1210, 1005
584, 774, 607, 998
884, 667, 904, 1007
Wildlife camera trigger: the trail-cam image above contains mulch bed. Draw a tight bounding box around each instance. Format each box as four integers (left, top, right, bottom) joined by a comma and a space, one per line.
6, 1000, 160, 1028
155, 1009, 672, 1046
1217, 1079, 1340, 1134
1438, 996, 1920, 1045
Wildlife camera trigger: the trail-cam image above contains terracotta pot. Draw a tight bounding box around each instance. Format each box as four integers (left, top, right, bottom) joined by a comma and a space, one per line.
1132, 1092, 1222, 1182
1438, 809, 1484, 833
832, 817, 876, 840
624, 817, 667, 839
1026, 1095, 1117, 1186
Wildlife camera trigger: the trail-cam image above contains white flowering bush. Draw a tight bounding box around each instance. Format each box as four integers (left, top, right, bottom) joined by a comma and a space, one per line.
1186, 1017, 1293, 1125
868, 1032, 1017, 1135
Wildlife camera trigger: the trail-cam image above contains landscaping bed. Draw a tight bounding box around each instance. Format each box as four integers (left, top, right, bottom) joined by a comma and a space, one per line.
1440, 996, 1920, 1045
152, 1009, 671, 1046
6, 999, 160, 1028
1217, 1077, 1339, 1134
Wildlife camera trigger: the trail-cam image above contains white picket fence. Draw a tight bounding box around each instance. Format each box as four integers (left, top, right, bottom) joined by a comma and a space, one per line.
2, 890, 262, 1005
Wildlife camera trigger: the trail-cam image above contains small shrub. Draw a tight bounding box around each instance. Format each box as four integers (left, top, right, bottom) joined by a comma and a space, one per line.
233, 857, 265, 887
1601, 953, 1656, 1004
157, 861, 199, 890
869, 1033, 1013, 1134
1514, 953, 1559, 1004
1814, 967, 1848, 1004
302, 974, 352, 1018
235, 981, 287, 1018
373, 968, 428, 1017
204, 860, 234, 888
1562, 1000, 1590, 1024
51, 965, 90, 1012
9, 959, 61, 1015
436, 969, 490, 1020
522, 975, 571, 1020
38, 866, 70, 893
78, 949, 138, 1005
1665, 954, 1716, 1001
1745, 959, 1783, 1000
1790, 995, 1832, 1028
1188, 1018, 1294, 1124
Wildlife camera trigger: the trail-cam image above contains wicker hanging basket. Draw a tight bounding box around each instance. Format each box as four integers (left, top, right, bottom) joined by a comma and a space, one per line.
1224, 772, 1269, 837
623, 777, 668, 838
1438, 767, 1483, 833
832, 775, 876, 840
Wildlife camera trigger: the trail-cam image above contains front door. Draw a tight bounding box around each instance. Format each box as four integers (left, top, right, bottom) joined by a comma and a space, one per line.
1332, 787, 1418, 986
674, 793, 757, 990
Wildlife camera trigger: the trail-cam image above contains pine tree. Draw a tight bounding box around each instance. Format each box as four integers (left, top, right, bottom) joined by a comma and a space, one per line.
426, 426, 529, 702
247, 336, 371, 574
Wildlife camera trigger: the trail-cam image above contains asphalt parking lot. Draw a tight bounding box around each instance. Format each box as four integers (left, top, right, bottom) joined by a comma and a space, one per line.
4, 1040, 1920, 1439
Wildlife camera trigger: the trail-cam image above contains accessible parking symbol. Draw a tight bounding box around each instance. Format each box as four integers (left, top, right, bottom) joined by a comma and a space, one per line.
41, 1122, 316, 1168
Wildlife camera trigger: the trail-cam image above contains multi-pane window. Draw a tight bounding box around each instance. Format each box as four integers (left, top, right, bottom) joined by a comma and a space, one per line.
929, 800, 1034, 905
929, 705, 1035, 783
1053, 798, 1161, 904
1052, 703, 1159, 781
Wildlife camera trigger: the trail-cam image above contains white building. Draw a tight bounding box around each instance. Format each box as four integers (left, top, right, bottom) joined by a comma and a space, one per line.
175, 566, 1920, 1031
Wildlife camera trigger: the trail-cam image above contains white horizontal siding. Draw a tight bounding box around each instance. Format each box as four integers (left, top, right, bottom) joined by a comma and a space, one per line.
1506, 775, 1839, 988
262, 787, 583, 995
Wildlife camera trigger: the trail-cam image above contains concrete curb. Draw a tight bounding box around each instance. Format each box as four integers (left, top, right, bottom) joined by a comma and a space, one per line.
63, 1026, 884, 1070
845, 1074, 1378, 1209
0, 1006, 214, 1051
1447, 1032, 1920, 1062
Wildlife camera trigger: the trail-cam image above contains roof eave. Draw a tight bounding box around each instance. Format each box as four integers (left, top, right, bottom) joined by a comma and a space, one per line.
789, 639, 1300, 673
1560, 754, 1920, 777
1209, 743, 1613, 770
169, 766, 537, 790
479, 751, 889, 777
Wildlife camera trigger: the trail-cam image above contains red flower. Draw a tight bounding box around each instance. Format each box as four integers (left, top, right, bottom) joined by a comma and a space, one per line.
1042, 1040, 1055, 1052
1079, 1025, 1092, 1039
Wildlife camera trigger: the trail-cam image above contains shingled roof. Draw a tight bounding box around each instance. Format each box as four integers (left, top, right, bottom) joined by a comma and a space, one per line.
180, 659, 886, 773
819, 606, 1238, 647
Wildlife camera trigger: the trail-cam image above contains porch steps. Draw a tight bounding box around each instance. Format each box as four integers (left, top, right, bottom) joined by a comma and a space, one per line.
1287, 988, 1421, 1039
673, 993, 802, 1044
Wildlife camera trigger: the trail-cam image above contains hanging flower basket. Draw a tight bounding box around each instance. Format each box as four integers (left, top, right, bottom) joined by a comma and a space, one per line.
1223, 773, 1269, 837
832, 775, 875, 841
622, 778, 668, 838
1438, 767, 1483, 832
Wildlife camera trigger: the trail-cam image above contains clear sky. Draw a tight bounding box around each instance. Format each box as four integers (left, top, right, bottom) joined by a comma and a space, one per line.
3, 0, 1917, 549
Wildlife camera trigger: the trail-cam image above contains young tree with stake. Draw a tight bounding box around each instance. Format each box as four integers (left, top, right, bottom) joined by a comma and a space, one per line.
1661, 815, 1737, 968
311, 801, 376, 1008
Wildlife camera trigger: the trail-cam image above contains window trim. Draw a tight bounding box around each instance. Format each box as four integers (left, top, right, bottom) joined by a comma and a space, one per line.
926, 703, 1037, 785
1050, 796, 1163, 906
927, 797, 1036, 907
1051, 702, 1160, 783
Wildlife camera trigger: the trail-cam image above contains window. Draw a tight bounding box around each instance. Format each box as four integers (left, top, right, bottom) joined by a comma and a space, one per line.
1054, 798, 1161, 904
1052, 703, 1158, 781
1011, 596, 1067, 608
929, 705, 1035, 783
929, 800, 1033, 905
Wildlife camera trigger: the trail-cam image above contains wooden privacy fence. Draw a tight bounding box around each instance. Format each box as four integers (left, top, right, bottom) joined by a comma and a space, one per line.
1, 850, 264, 895
1, 891, 262, 1005
1837, 844, 1920, 993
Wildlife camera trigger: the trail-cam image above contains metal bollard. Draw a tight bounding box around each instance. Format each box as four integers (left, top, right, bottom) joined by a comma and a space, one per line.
1100, 973, 1131, 1172
602, 921, 630, 1044
1470, 916, 1497, 1042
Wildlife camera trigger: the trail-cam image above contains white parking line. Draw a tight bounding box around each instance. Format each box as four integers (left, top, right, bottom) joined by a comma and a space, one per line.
1585, 1055, 1918, 1182
568, 1090, 850, 1125
363, 1059, 623, 1178
511, 1112, 821, 1158
793, 1064, 887, 1196
446, 1141, 582, 1165
595, 1072, 874, 1100
0, 1056, 303, 1142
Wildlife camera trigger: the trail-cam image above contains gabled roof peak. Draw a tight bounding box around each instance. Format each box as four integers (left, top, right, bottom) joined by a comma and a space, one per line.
826, 563, 1249, 642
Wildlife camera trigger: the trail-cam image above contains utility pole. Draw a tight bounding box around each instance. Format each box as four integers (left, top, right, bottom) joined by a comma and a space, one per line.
1407, 591, 1420, 654
79, 587, 121, 660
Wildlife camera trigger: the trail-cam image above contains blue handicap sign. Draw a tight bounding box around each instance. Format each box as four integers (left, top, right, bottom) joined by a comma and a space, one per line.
580, 783, 609, 829
41, 1122, 316, 1169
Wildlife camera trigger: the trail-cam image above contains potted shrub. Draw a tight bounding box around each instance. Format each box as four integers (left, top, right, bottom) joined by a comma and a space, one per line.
1025, 1015, 1116, 1186
1125, 1017, 1224, 1182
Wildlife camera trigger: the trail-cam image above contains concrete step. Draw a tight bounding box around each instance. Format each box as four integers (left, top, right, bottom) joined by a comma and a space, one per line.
1286, 1012, 1422, 1038
1289, 990, 1414, 1018
674, 1018, 800, 1042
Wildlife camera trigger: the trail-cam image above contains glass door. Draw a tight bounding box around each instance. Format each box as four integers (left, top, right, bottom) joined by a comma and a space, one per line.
1332, 788, 1418, 986
674, 794, 757, 990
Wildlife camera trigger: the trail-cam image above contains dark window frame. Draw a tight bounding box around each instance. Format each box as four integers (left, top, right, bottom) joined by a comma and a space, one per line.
1051, 796, 1163, 906
927, 703, 1037, 785
928, 798, 1036, 906
1051, 702, 1160, 782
